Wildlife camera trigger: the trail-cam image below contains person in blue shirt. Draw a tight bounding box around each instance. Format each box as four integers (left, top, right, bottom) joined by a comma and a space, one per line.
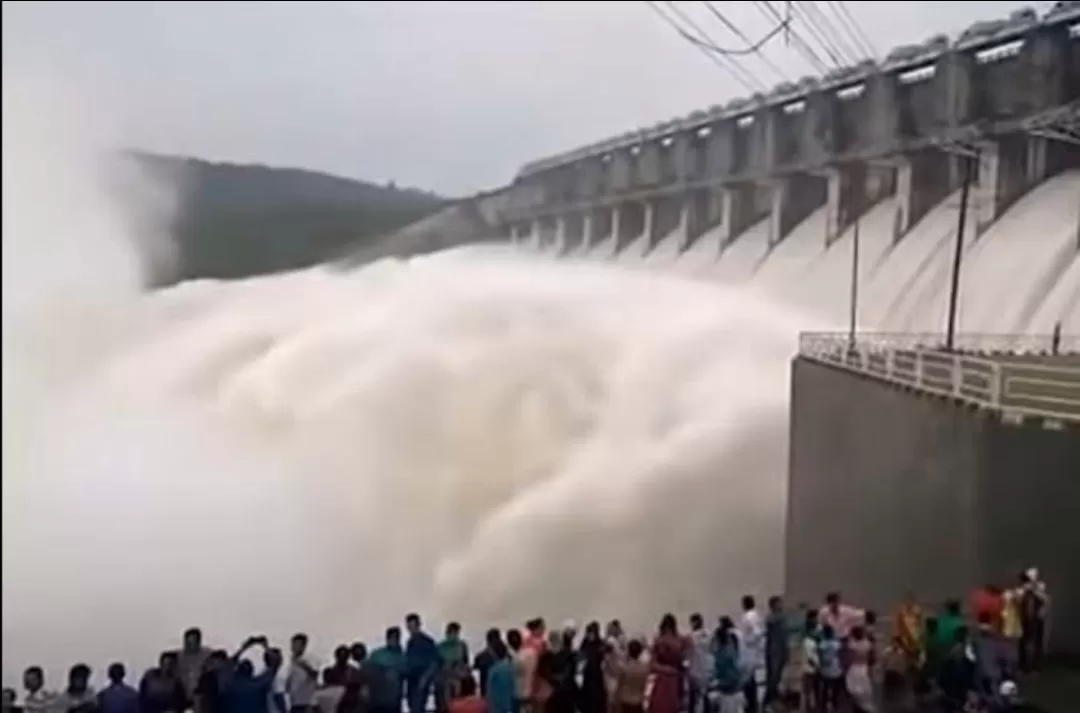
97, 664, 138, 713
369, 627, 407, 713
224, 660, 273, 713
816, 626, 843, 713
713, 628, 742, 713
485, 642, 515, 713
405, 614, 439, 713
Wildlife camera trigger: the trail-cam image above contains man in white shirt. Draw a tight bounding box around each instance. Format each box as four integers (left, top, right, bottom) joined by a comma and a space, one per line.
285, 633, 320, 713
737, 595, 765, 713
687, 613, 713, 713
21, 667, 56, 713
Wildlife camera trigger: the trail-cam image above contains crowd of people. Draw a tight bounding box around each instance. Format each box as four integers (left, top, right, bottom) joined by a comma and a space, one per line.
3, 570, 1053, 713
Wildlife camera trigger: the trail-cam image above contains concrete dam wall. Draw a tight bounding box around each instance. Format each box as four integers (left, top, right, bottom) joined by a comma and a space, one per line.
785, 356, 1080, 654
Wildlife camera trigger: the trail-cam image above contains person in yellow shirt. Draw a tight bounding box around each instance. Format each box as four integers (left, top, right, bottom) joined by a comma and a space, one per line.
892, 592, 925, 670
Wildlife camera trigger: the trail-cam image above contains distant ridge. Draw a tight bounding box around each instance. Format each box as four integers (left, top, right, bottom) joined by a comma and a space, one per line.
130, 152, 446, 284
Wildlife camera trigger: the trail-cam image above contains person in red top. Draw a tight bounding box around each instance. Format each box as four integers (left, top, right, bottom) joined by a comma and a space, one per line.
448, 677, 487, 713
971, 584, 1005, 632
523, 619, 547, 655
648, 614, 687, 713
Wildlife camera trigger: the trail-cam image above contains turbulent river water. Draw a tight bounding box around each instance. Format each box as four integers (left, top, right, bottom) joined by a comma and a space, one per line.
2, 79, 806, 683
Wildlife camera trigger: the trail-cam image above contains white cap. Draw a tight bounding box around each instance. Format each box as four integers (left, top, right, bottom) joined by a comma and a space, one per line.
999, 680, 1018, 698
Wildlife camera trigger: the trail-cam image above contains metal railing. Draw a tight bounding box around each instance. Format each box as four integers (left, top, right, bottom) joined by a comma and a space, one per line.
799, 332, 1080, 422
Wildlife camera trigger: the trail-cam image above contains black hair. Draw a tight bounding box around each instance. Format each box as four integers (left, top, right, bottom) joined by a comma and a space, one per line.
107, 663, 126, 682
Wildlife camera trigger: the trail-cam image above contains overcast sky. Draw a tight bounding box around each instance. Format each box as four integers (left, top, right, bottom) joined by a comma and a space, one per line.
2, 0, 1048, 195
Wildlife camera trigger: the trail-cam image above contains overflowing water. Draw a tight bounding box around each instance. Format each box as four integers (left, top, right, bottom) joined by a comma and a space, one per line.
6, 59, 1079, 687
2, 80, 807, 685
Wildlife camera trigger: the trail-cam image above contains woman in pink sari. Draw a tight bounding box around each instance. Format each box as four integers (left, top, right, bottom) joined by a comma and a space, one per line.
648, 614, 687, 713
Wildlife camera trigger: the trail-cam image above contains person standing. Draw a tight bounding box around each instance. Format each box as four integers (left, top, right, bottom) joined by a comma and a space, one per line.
577, 622, 607, 713
738, 596, 765, 713
845, 627, 875, 713
764, 596, 789, 709
194, 650, 233, 713
324, 646, 359, 688
438, 623, 470, 710
798, 614, 820, 713
523, 620, 547, 656
648, 614, 686, 713
614, 641, 649, 713
337, 643, 371, 713
22, 667, 57, 713
485, 642, 516, 713
549, 628, 578, 713
506, 629, 534, 713
98, 664, 139, 713
1018, 569, 1049, 673
892, 593, 925, 674
140, 652, 189, 713
285, 634, 320, 713
935, 601, 965, 658
369, 628, 407, 713
686, 614, 713, 713
2, 688, 20, 713
816, 626, 843, 713
603, 622, 627, 713
405, 614, 440, 713
178, 628, 213, 703
712, 629, 743, 713
56, 665, 96, 713
473, 629, 504, 698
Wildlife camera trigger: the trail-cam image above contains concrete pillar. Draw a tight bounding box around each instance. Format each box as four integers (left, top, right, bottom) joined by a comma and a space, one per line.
675, 196, 691, 252
582, 212, 593, 250
509, 224, 520, 244
682, 188, 715, 251
893, 150, 953, 242
529, 220, 540, 249
646, 196, 684, 253
718, 183, 760, 248
554, 215, 567, 254
611, 206, 622, 255
561, 213, 587, 255
1026, 137, 1048, 186
976, 137, 1027, 235
642, 202, 655, 253
825, 164, 867, 245
771, 173, 828, 246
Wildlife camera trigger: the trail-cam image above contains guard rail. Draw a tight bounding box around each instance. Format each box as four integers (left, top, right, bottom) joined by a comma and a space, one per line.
798, 332, 1080, 422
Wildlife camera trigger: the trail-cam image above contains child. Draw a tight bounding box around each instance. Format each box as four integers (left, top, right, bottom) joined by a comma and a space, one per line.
816, 626, 843, 713
799, 616, 820, 713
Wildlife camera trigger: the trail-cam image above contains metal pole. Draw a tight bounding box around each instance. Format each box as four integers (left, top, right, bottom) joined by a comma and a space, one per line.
847, 205, 861, 351
945, 153, 975, 352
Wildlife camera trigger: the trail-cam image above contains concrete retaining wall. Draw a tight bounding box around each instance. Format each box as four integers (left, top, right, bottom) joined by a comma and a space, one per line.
785, 357, 1080, 653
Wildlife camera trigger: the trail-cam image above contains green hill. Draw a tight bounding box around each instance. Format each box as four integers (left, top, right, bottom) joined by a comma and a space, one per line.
134, 153, 446, 283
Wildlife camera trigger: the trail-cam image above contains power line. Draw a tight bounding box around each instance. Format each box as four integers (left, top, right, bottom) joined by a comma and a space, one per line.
796, 1, 862, 64
827, 0, 878, 59
644, 0, 759, 92
788, 1, 848, 67
753, 0, 829, 74
659, 0, 768, 91
700, 1, 792, 81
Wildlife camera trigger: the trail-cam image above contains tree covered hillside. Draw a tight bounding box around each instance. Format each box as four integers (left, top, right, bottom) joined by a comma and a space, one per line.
134, 153, 446, 283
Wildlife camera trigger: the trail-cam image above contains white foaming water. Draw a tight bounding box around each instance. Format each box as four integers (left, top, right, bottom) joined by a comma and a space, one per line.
2, 81, 808, 685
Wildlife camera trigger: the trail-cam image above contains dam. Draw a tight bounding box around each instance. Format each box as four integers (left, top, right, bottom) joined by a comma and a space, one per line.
369, 3, 1080, 336
360, 1, 1080, 651
5, 0, 1080, 685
